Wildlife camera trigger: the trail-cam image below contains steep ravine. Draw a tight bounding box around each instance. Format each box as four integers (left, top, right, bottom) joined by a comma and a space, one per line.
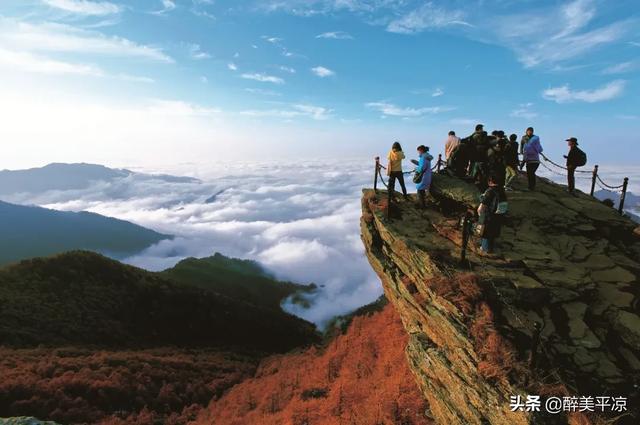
361, 173, 640, 425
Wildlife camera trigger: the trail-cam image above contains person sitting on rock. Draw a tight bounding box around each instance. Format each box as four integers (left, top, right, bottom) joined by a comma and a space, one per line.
477, 174, 508, 254
413, 145, 433, 208
386, 141, 408, 201
504, 133, 520, 191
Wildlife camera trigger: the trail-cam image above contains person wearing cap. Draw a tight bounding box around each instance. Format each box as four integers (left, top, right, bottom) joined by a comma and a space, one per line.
521, 127, 543, 190
563, 137, 581, 194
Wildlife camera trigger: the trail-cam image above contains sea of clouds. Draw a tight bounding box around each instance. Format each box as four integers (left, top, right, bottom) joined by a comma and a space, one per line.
4, 158, 638, 327
6, 159, 385, 327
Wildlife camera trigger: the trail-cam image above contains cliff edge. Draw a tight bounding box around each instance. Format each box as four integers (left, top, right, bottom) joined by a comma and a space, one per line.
361, 173, 640, 425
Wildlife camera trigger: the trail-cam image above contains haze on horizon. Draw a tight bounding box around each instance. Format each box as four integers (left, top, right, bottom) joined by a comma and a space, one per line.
1, 0, 639, 170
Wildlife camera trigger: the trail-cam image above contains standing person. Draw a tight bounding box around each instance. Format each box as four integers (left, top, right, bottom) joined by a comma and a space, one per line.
414, 145, 433, 208
504, 133, 520, 190
563, 137, 586, 194
487, 132, 506, 187
444, 131, 461, 161
477, 174, 508, 254
467, 124, 489, 185
387, 141, 408, 201
519, 127, 534, 170
522, 127, 543, 190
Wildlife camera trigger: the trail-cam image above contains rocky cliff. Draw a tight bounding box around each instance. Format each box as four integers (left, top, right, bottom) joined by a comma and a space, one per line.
361, 173, 640, 425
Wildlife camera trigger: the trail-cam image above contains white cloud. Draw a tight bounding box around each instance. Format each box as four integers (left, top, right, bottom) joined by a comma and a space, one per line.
227, 62, 238, 71
0, 47, 103, 76
542, 80, 626, 103
244, 88, 281, 96
261, 35, 283, 44
145, 99, 220, 117
432, 87, 444, 97
490, 0, 634, 68
449, 118, 478, 126
42, 0, 122, 15
3, 159, 384, 327
188, 44, 211, 60
366, 101, 453, 117
278, 65, 296, 73
601, 61, 638, 75
0, 18, 173, 63
0, 47, 154, 83
240, 104, 332, 120
151, 0, 176, 15
386, 2, 470, 34
509, 102, 538, 120
311, 66, 334, 77
316, 31, 353, 39
241, 72, 285, 84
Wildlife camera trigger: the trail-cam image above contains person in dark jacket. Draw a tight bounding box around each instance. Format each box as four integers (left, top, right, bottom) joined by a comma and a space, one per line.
504, 133, 519, 190
467, 124, 490, 186
477, 174, 507, 254
487, 133, 506, 188
563, 137, 581, 194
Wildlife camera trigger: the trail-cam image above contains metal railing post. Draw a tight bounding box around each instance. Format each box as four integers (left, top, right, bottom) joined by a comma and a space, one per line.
618, 177, 629, 214
374, 156, 380, 192
387, 184, 392, 219
590, 164, 598, 196
529, 322, 542, 369
460, 211, 472, 263
437, 154, 442, 172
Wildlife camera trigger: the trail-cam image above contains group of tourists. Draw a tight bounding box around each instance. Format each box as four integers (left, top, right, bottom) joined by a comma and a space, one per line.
385, 123, 588, 255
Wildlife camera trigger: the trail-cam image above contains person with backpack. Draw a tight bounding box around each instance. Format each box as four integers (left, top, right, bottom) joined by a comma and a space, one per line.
413, 145, 433, 208
477, 173, 508, 254
504, 133, 520, 190
386, 141, 408, 201
521, 127, 543, 190
563, 137, 587, 194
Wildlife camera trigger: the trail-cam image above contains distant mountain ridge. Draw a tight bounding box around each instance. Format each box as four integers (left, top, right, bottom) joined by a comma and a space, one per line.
0, 162, 199, 196
164, 253, 316, 311
0, 251, 318, 350
0, 200, 169, 266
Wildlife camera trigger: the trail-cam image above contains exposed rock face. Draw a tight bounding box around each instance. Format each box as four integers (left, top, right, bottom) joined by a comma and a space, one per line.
361, 173, 640, 425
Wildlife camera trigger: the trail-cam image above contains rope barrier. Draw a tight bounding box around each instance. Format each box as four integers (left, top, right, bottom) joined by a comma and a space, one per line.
596, 174, 624, 190
540, 152, 591, 173
377, 167, 389, 189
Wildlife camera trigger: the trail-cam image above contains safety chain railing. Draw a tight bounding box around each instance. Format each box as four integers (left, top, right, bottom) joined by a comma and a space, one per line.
539, 152, 629, 214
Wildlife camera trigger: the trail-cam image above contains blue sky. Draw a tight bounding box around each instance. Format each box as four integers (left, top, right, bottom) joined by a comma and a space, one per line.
0, 0, 639, 168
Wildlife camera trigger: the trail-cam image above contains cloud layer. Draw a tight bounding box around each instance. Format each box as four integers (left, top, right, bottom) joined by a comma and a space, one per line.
5, 160, 383, 327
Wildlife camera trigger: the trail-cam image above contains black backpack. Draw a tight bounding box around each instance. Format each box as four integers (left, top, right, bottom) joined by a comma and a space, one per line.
575, 147, 587, 167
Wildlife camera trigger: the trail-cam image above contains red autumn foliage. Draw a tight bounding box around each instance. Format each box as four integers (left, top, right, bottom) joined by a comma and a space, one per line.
194, 304, 432, 425
0, 347, 258, 424
426, 273, 522, 385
